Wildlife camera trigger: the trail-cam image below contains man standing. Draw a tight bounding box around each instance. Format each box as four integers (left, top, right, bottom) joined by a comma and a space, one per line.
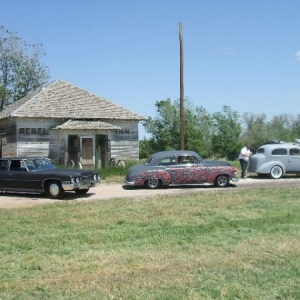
239, 143, 252, 178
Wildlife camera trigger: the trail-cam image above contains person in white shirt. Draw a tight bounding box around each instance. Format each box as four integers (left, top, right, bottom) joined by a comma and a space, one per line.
238, 143, 252, 178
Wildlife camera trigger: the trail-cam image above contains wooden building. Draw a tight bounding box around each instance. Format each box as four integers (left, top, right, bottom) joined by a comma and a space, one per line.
0, 80, 146, 168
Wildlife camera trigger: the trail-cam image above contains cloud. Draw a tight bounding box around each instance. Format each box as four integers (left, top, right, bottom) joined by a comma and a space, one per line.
295, 50, 300, 61
217, 47, 234, 55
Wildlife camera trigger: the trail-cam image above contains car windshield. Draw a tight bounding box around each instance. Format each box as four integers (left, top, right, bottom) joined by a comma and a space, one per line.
24, 158, 57, 171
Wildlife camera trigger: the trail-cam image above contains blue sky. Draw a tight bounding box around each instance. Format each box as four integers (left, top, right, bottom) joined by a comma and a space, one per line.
2, 1, 300, 137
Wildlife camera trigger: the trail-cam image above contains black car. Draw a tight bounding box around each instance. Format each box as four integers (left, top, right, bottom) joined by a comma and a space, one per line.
0, 157, 101, 199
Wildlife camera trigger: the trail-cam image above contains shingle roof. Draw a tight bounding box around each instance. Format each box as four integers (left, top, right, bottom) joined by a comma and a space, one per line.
0, 80, 147, 121
53, 119, 122, 130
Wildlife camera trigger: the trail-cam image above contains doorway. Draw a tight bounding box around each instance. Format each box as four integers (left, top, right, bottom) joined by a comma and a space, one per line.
80, 136, 94, 168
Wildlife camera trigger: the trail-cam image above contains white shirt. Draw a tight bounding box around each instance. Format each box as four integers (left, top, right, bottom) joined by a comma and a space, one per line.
239, 146, 252, 162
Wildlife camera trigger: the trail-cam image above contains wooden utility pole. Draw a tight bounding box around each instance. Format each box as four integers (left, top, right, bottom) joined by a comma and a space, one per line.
179, 22, 185, 150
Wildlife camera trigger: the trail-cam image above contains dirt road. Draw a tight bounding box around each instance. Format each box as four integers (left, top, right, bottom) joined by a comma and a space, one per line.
1, 176, 300, 209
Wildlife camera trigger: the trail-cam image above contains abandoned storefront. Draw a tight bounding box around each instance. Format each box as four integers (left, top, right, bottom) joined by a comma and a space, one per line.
0, 80, 146, 168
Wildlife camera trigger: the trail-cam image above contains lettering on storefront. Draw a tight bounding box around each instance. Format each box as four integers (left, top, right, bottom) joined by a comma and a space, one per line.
19, 128, 48, 135
114, 128, 132, 135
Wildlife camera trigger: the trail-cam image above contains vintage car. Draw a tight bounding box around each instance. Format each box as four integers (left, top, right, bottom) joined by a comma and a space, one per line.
0, 157, 101, 199
248, 140, 300, 179
125, 150, 239, 189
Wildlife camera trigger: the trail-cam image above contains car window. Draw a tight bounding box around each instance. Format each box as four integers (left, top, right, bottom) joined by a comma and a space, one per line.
178, 155, 200, 164
0, 160, 9, 171
289, 148, 300, 156
159, 156, 176, 166
145, 157, 153, 165
257, 148, 265, 153
10, 160, 26, 171
24, 158, 56, 170
272, 148, 287, 155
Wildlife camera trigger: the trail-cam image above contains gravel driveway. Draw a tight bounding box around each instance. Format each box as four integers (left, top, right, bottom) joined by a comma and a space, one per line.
1, 176, 300, 209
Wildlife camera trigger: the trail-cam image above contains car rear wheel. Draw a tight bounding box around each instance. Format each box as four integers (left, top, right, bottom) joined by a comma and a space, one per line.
75, 189, 89, 194
146, 178, 161, 189
214, 175, 229, 187
270, 166, 283, 179
46, 181, 65, 199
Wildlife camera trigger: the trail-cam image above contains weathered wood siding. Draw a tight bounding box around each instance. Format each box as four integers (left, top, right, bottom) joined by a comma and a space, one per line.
0, 119, 18, 157
16, 118, 62, 162
0, 117, 141, 164
109, 121, 140, 161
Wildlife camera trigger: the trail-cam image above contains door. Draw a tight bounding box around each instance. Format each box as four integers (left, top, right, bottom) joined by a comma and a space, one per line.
80, 137, 94, 167
287, 147, 300, 172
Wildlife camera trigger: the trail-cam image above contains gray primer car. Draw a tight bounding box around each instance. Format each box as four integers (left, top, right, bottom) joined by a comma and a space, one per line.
248, 140, 300, 179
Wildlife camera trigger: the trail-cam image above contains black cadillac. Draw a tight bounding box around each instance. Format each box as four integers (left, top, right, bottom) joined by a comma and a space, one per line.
0, 157, 101, 199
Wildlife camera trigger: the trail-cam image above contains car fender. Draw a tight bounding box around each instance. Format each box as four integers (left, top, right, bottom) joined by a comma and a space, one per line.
145, 169, 172, 186
256, 161, 286, 174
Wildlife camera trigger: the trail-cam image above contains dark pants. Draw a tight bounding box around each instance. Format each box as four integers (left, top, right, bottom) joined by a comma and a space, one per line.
239, 159, 248, 178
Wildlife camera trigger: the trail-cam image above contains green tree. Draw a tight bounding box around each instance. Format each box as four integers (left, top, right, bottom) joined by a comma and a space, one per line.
241, 112, 269, 150
142, 98, 213, 157
143, 99, 179, 152
0, 26, 49, 110
268, 114, 295, 142
211, 105, 242, 160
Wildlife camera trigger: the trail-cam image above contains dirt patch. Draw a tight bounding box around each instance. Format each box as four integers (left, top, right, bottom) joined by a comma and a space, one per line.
1, 176, 300, 209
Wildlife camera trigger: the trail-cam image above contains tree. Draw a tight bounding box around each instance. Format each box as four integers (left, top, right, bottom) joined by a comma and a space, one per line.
143, 99, 180, 152
241, 112, 269, 149
142, 98, 213, 157
0, 26, 49, 110
211, 105, 242, 160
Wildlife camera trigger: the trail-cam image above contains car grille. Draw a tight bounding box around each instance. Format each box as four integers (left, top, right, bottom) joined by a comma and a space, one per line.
82, 176, 92, 184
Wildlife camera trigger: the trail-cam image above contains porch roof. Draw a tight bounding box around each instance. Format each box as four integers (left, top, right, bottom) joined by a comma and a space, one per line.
53, 119, 122, 130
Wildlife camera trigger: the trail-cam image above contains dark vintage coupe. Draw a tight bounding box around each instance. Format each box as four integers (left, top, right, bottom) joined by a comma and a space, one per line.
125, 150, 239, 189
0, 157, 101, 199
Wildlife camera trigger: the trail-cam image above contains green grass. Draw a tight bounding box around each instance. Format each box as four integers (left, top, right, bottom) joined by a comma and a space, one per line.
1, 187, 300, 299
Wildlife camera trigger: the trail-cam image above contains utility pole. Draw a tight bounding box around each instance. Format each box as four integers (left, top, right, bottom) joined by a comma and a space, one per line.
179, 22, 185, 150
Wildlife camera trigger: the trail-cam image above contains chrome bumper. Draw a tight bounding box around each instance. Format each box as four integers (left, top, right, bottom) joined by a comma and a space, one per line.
125, 179, 135, 186
62, 181, 97, 191
231, 177, 239, 182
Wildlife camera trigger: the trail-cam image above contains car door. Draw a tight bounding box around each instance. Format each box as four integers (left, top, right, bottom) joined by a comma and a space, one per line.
166, 155, 203, 184
286, 148, 300, 172
4, 159, 28, 190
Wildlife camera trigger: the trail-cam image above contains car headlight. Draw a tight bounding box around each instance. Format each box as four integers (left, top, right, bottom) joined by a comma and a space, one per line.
71, 177, 80, 184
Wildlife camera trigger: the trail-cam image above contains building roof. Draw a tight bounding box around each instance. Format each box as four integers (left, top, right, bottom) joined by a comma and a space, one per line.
0, 80, 147, 121
53, 119, 122, 130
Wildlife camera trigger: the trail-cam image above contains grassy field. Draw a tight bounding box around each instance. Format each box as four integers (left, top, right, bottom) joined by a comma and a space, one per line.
1, 186, 300, 299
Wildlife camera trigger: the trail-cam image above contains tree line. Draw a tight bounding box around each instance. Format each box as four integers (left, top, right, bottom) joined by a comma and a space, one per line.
139, 98, 300, 160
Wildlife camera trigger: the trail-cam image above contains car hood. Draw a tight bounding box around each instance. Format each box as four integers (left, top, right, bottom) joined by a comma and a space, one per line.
31, 168, 98, 176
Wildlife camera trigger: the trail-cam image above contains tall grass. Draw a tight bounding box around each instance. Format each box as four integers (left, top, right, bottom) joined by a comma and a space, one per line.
1, 187, 300, 299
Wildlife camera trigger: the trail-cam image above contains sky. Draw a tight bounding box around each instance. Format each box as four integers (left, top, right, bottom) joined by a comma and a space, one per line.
2, 1, 300, 138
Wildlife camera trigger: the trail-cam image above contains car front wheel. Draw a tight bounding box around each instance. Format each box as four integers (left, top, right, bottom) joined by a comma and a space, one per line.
46, 181, 65, 199
146, 178, 161, 189
214, 175, 229, 187
270, 166, 283, 179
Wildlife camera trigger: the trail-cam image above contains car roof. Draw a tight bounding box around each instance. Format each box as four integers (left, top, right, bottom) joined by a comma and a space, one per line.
258, 142, 300, 149
149, 150, 200, 159
0, 157, 46, 160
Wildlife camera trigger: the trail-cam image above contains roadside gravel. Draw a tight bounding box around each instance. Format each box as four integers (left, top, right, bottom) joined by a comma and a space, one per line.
1, 176, 300, 209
